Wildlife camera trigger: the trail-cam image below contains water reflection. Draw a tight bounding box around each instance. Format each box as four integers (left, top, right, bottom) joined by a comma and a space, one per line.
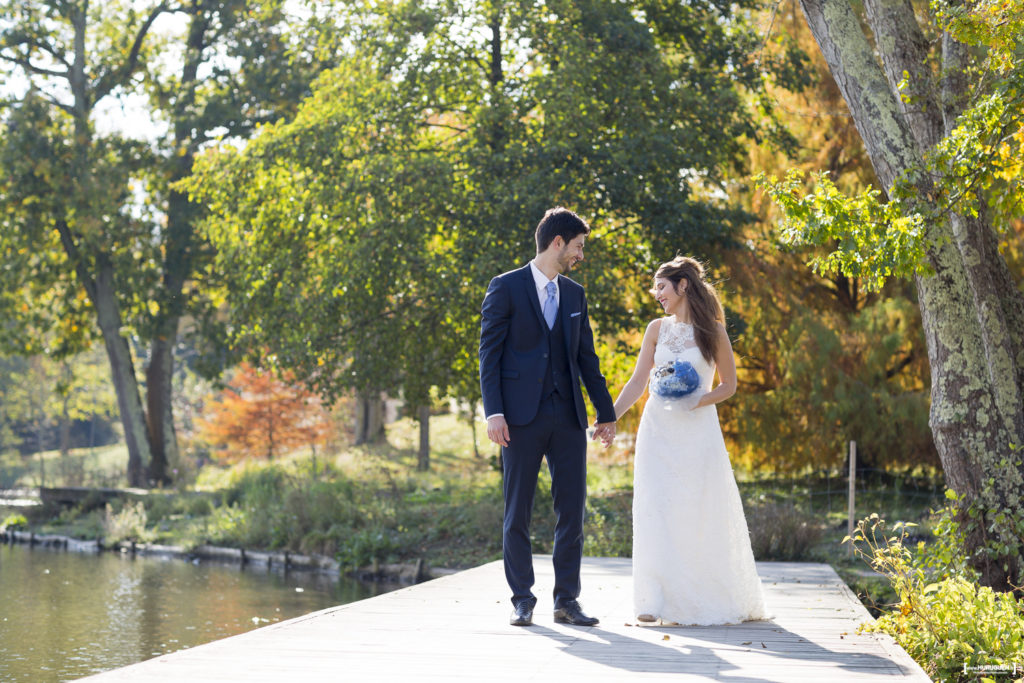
0, 543, 388, 682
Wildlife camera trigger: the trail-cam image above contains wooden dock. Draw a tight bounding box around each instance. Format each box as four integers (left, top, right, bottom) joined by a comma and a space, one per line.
81, 558, 930, 682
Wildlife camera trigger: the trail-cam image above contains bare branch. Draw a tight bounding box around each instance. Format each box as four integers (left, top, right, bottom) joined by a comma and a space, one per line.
1, 33, 73, 71
0, 52, 69, 79
93, 2, 169, 102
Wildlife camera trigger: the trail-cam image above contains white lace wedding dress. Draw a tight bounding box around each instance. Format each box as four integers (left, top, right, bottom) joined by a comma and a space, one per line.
632, 316, 768, 625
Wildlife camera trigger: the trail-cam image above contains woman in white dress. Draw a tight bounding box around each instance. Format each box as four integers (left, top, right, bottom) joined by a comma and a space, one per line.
612, 256, 768, 625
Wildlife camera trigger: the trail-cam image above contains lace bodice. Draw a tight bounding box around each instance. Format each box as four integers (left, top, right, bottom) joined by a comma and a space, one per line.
648, 317, 716, 407
657, 316, 697, 354
653, 317, 714, 381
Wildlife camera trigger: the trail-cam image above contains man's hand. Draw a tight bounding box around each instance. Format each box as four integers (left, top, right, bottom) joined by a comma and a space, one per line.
592, 421, 616, 447
487, 415, 510, 447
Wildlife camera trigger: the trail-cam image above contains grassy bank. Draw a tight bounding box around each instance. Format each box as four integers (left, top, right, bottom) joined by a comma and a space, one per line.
4, 414, 631, 570
3, 413, 945, 602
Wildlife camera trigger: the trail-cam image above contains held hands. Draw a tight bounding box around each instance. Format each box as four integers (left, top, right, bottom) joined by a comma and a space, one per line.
592, 421, 616, 447
486, 415, 510, 447
489, 415, 615, 447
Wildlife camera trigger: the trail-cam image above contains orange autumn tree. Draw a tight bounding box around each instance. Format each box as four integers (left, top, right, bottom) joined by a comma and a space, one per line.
199, 362, 335, 462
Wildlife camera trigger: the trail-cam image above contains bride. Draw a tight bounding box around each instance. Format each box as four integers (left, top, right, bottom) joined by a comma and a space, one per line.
612, 256, 768, 625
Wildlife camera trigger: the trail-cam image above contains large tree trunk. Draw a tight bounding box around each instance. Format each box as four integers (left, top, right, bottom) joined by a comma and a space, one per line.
145, 327, 177, 485
95, 271, 153, 489
93, 262, 153, 487
144, 169, 194, 487
798, 0, 1024, 587
141, 9, 208, 486
57, 220, 153, 487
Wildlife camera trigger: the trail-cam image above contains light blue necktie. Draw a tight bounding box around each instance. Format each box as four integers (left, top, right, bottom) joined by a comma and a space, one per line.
543, 281, 558, 329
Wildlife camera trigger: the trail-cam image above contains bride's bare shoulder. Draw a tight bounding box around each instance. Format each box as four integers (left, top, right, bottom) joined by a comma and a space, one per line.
642, 318, 665, 341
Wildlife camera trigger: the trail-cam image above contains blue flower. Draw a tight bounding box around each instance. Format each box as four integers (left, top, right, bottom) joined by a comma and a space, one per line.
650, 359, 700, 399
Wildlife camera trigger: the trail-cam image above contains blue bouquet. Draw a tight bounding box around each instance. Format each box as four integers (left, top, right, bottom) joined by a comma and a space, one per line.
650, 359, 700, 399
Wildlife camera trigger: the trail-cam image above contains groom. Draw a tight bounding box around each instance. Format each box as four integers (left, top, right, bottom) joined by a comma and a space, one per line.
479, 207, 617, 627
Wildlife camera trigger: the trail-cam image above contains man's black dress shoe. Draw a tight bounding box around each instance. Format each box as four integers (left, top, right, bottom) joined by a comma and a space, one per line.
510, 603, 533, 626
553, 600, 599, 626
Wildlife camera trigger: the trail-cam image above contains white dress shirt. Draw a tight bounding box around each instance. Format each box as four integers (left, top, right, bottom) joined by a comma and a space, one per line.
529, 259, 560, 310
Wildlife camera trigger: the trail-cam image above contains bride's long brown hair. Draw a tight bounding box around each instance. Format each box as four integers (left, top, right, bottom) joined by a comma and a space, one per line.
654, 256, 725, 363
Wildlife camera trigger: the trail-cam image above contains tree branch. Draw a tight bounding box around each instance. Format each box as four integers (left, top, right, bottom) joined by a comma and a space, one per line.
55, 219, 98, 303
797, 0, 926, 192
0, 52, 68, 79
862, 0, 943, 149
93, 2, 169, 102
885, 350, 915, 379
1, 32, 72, 70
940, 31, 971, 135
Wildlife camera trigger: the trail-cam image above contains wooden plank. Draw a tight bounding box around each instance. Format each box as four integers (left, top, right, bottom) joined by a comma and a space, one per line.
79, 558, 931, 682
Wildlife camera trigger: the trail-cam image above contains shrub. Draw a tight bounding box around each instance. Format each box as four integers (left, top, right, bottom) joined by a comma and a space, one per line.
337, 527, 400, 568
1, 513, 28, 531
585, 492, 632, 557
746, 502, 824, 560
102, 501, 150, 544
847, 513, 1024, 682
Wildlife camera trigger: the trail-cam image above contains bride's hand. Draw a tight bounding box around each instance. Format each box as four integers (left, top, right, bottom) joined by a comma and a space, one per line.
592, 421, 616, 447
686, 392, 707, 411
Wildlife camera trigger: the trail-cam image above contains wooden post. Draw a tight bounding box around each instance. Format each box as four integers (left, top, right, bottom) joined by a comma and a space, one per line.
847, 440, 857, 556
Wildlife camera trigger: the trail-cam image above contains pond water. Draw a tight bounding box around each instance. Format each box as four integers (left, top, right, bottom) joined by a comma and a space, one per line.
0, 542, 389, 682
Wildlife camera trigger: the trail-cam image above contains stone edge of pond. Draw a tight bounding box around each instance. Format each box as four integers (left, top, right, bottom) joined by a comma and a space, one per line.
0, 529, 460, 584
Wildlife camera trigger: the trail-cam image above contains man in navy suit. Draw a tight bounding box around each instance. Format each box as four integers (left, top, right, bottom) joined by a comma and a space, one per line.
479, 207, 617, 627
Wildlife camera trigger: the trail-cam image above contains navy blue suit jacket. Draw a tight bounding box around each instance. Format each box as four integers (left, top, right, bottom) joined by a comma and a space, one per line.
479, 264, 615, 429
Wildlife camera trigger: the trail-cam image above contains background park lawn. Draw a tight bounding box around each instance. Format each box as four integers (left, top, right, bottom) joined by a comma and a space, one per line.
4, 410, 942, 616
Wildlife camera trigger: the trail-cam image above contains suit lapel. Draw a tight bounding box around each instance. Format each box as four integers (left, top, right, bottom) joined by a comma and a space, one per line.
522, 265, 546, 329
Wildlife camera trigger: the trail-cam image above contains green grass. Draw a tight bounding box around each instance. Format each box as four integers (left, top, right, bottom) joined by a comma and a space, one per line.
0, 444, 129, 489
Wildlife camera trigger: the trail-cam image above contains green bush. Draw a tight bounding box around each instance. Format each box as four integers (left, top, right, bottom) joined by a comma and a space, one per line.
1, 513, 28, 531
585, 492, 632, 557
336, 527, 400, 568
869, 576, 1024, 682
848, 512, 1024, 682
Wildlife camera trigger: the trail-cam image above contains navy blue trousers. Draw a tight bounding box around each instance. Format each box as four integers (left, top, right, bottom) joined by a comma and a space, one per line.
502, 394, 587, 610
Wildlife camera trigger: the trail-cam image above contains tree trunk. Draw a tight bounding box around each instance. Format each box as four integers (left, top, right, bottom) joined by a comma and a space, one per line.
59, 8, 154, 488
417, 404, 430, 471
798, 0, 1024, 587
144, 183, 191, 486
57, 220, 153, 488
58, 414, 71, 460
354, 392, 385, 445
36, 421, 46, 489
145, 328, 177, 485
93, 265, 153, 488
140, 7, 208, 487
470, 400, 481, 459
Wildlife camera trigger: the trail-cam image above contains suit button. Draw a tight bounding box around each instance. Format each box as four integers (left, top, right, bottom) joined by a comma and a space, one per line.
537, 379, 543, 384
543, 353, 549, 359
